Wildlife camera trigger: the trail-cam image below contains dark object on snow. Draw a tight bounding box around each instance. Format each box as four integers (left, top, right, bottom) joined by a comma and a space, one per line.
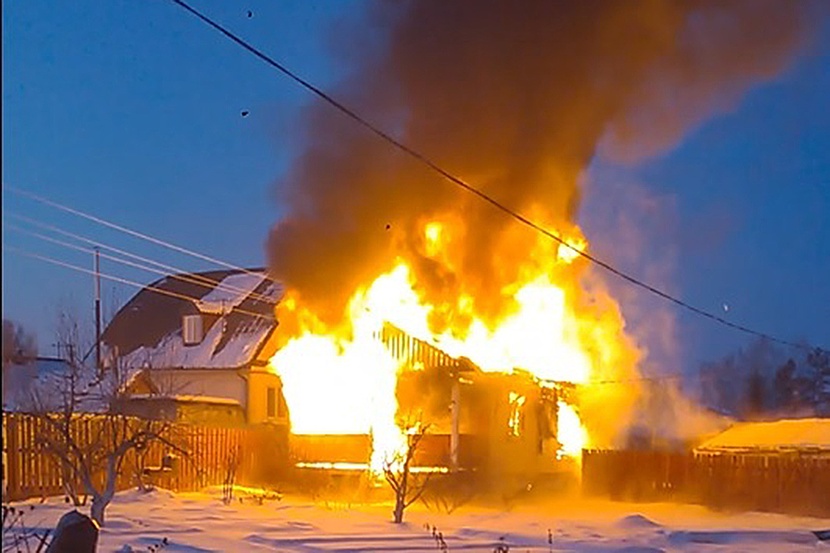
46, 510, 99, 553
247, 10, 253, 18
814, 530, 830, 541
385, 224, 391, 230
241, 110, 250, 117
143, 453, 179, 478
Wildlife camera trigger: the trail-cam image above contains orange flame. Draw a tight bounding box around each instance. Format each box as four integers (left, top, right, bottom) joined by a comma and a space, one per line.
269, 217, 638, 467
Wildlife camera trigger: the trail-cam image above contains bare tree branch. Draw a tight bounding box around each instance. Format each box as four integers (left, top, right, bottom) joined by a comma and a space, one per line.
383, 422, 432, 523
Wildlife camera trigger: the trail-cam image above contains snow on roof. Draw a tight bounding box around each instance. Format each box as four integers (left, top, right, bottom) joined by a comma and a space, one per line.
695, 418, 830, 454
196, 273, 265, 315
120, 313, 273, 370
105, 268, 283, 371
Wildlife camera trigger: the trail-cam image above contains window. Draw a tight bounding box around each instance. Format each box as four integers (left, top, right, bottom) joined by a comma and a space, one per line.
182, 315, 203, 345
266, 386, 276, 418
507, 392, 526, 437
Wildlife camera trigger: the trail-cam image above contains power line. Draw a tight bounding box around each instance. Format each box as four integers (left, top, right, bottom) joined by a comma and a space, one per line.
167, 0, 822, 353
4, 221, 276, 305
589, 374, 685, 386
4, 212, 280, 306
2, 245, 274, 322
5, 185, 263, 279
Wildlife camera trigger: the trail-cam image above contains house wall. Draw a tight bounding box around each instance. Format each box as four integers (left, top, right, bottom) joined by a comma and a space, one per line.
145, 368, 248, 410
476, 373, 563, 483
246, 367, 289, 425
176, 402, 246, 427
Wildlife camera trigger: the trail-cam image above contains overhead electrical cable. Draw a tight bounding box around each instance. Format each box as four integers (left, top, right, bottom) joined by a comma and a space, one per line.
4, 221, 277, 305
167, 0, 821, 353
4, 212, 279, 305
5, 185, 263, 280
2, 245, 274, 322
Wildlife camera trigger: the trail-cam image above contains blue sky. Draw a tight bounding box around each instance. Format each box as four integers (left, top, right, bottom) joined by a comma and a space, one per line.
3, 1, 828, 370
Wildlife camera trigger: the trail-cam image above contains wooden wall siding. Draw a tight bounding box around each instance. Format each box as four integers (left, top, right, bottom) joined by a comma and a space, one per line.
2, 413, 256, 502
582, 449, 830, 517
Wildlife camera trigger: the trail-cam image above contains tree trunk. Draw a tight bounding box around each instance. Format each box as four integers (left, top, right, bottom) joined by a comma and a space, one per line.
90, 495, 107, 527
393, 494, 405, 524
90, 457, 118, 526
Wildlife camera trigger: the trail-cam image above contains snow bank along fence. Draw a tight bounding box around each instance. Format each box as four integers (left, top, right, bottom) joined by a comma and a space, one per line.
1, 413, 270, 502
582, 449, 830, 517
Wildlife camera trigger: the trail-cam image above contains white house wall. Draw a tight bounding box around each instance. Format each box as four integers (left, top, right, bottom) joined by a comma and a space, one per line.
147, 369, 248, 411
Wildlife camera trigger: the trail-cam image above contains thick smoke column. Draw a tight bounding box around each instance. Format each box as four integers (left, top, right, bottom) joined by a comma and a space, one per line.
268, 0, 811, 326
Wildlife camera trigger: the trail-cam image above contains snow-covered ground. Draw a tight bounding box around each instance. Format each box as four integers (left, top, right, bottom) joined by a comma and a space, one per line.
5, 486, 829, 552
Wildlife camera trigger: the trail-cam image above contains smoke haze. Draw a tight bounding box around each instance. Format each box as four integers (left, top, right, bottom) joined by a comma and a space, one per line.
268, 0, 811, 327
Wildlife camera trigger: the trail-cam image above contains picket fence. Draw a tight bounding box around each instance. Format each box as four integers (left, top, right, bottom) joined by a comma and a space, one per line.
2, 413, 256, 502
582, 449, 830, 517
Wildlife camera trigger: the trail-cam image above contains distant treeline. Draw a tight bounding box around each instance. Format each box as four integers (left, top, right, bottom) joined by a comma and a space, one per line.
698, 338, 829, 419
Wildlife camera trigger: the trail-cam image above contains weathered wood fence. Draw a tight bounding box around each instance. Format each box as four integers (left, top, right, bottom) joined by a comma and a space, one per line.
582, 449, 830, 517
2, 413, 260, 502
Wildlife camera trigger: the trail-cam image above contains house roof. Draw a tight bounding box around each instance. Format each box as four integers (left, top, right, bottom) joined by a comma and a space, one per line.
102, 268, 283, 371
695, 418, 830, 454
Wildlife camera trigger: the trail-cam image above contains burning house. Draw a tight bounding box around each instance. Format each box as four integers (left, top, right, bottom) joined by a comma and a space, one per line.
284, 323, 583, 479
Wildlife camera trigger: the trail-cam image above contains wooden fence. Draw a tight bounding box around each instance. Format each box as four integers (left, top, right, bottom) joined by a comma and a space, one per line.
2, 413, 258, 502
582, 449, 830, 517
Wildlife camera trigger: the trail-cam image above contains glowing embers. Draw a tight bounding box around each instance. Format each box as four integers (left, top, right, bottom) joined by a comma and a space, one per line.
295, 462, 450, 474
507, 392, 527, 437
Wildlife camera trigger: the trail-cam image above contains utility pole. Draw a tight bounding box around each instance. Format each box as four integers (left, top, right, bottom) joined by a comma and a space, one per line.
94, 247, 102, 375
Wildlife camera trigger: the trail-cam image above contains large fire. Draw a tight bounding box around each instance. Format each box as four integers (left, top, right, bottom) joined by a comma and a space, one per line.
269, 217, 635, 471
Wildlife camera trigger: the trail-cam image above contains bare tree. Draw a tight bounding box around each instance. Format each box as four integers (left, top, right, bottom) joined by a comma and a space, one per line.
420, 472, 479, 514
25, 309, 184, 526
2, 319, 37, 367
3, 504, 52, 552
383, 423, 432, 524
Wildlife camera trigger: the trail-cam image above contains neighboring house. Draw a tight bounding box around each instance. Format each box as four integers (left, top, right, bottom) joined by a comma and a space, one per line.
101, 268, 288, 427
693, 418, 830, 515
695, 418, 830, 458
